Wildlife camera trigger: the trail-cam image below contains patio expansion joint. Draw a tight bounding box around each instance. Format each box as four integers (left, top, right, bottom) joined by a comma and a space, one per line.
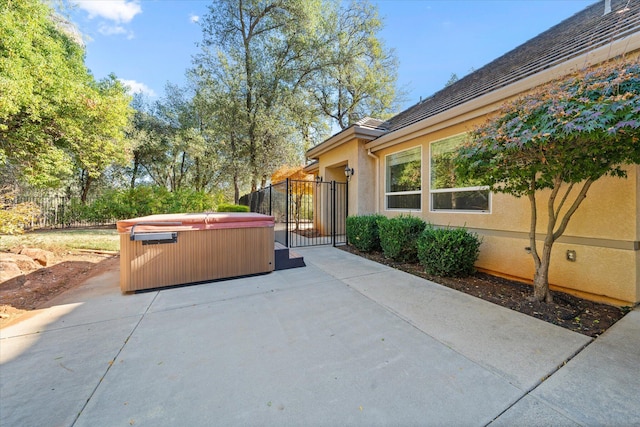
342, 278, 596, 426
69, 291, 160, 427
146, 280, 328, 315
0, 312, 158, 340
342, 282, 496, 366
483, 336, 595, 426
323, 269, 393, 282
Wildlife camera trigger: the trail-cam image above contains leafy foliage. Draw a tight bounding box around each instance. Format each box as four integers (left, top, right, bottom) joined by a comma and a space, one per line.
307, 0, 403, 129
56, 187, 217, 226
455, 58, 640, 302
457, 59, 640, 196
378, 215, 426, 262
271, 165, 313, 184
271, 165, 313, 229
217, 203, 250, 212
190, 0, 402, 199
0, 0, 132, 192
0, 189, 40, 235
417, 226, 481, 277
346, 214, 385, 252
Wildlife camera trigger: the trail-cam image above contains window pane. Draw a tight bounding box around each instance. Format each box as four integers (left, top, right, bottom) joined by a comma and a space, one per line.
431, 190, 489, 211
386, 147, 421, 193
431, 134, 483, 190
430, 133, 466, 157
387, 194, 421, 210
430, 151, 459, 190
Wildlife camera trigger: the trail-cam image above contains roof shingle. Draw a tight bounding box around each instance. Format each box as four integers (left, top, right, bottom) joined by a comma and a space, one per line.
382, 0, 640, 134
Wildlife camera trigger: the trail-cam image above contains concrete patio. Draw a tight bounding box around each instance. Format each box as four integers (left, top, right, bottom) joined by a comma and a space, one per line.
1, 246, 638, 426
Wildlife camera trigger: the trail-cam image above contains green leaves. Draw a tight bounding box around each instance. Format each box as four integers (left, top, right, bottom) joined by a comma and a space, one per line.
417, 226, 481, 277
191, 0, 402, 198
454, 57, 640, 302
346, 214, 385, 252
0, 0, 132, 190
456, 58, 640, 197
378, 215, 426, 263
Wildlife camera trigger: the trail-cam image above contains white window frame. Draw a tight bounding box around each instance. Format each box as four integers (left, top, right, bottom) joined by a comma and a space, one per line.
384, 146, 422, 212
429, 134, 491, 213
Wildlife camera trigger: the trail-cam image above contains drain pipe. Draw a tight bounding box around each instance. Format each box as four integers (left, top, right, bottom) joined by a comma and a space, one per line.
367, 149, 380, 212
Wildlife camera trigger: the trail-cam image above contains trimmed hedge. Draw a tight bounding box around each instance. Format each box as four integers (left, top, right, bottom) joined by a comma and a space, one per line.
346, 214, 385, 252
417, 226, 481, 277
378, 215, 427, 262
217, 203, 250, 212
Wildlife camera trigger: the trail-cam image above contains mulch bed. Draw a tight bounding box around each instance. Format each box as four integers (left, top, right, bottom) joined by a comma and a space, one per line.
339, 245, 630, 338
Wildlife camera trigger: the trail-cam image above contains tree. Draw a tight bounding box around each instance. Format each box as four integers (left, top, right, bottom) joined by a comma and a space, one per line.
455, 58, 640, 303
194, 0, 319, 193
154, 84, 208, 192
445, 73, 459, 87
190, 67, 252, 202
71, 75, 132, 201
309, 0, 402, 130
192, 0, 403, 196
0, 0, 132, 193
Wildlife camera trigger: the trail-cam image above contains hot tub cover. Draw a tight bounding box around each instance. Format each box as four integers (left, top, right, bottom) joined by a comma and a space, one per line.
116, 212, 275, 233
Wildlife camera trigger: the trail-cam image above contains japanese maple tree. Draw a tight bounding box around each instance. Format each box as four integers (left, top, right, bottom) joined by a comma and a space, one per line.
455, 58, 640, 303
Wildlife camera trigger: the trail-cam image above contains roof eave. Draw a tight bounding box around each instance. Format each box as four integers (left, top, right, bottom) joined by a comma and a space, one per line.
306, 125, 385, 159
366, 32, 640, 153
302, 160, 319, 174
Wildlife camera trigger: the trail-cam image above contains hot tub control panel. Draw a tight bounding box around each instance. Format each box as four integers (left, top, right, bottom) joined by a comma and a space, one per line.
131, 232, 178, 245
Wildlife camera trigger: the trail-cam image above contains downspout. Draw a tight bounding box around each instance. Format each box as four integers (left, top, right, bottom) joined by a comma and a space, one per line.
367, 149, 380, 213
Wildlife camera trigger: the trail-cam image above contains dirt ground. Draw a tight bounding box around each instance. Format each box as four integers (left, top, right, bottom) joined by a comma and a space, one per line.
0, 252, 118, 328
340, 245, 630, 338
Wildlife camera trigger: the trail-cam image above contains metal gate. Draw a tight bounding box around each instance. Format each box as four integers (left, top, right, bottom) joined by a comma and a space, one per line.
240, 179, 347, 248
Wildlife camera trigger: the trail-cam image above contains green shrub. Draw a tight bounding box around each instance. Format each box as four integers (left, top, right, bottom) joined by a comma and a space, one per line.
378, 215, 426, 262
217, 203, 250, 212
56, 187, 218, 224
0, 202, 41, 234
346, 214, 385, 252
417, 226, 482, 277
89, 187, 217, 220
61, 198, 91, 225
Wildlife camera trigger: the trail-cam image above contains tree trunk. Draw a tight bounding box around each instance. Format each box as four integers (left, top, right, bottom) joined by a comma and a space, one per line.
234, 173, 240, 204
532, 240, 554, 303
80, 172, 93, 204
130, 157, 139, 190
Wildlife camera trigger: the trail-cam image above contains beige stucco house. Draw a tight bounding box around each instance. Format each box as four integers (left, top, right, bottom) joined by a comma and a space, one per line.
305, 0, 640, 306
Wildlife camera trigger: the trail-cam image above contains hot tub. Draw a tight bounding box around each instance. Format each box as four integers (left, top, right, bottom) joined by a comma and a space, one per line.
117, 212, 275, 293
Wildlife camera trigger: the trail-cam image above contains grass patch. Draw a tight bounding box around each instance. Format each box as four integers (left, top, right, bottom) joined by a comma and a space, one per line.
0, 228, 120, 253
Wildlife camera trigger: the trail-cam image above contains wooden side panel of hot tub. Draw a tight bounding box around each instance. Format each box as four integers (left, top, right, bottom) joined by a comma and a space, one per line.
120, 227, 275, 292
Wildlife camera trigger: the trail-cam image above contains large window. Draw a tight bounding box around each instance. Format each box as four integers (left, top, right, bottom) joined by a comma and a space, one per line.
430, 134, 490, 212
386, 146, 421, 210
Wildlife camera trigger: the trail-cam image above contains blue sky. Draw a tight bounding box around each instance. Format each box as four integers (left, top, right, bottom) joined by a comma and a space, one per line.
68, 0, 596, 109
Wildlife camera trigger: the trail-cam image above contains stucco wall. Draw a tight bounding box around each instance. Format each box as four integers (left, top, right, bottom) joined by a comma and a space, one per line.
370, 126, 639, 305
317, 138, 377, 215
310, 44, 640, 304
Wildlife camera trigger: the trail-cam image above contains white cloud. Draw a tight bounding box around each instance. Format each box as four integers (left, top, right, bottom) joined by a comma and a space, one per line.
98, 23, 133, 39
74, 1, 142, 24
119, 79, 157, 97
189, 14, 200, 24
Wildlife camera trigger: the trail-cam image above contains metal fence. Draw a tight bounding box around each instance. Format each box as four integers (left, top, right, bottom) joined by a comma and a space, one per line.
240, 179, 347, 248
11, 195, 115, 230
